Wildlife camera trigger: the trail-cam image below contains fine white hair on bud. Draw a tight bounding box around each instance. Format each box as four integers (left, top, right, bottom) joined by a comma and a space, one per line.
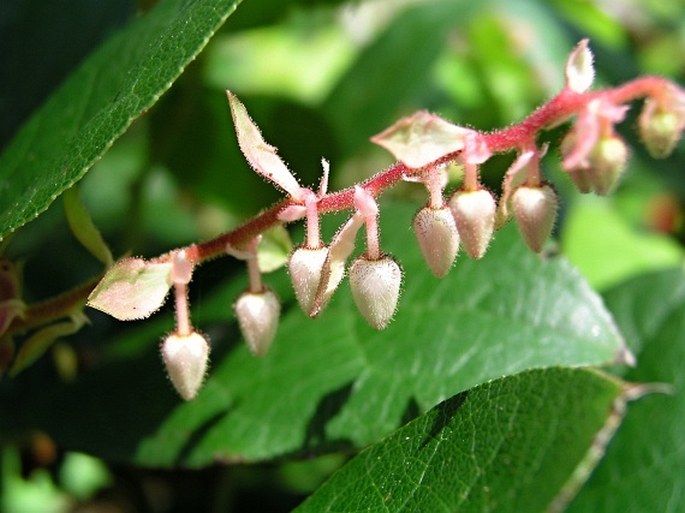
234, 288, 281, 356
639, 94, 685, 159
413, 206, 460, 277
161, 331, 210, 401
349, 255, 402, 330
288, 246, 329, 315
512, 184, 559, 253
448, 188, 497, 259
589, 136, 629, 195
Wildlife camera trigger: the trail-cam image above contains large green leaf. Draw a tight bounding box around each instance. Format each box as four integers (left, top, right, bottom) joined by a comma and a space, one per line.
1, 202, 627, 466
0, 0, 241, 240
295, 367, 626, 513
568, 268, 685, 513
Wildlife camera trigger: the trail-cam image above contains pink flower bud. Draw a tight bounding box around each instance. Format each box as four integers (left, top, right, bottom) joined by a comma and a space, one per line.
288, 246, 329, 314
511, 184, 558, 253
588, 136, 628, 195
234, 288, 280, 356
161, 331, 210, 401
639, 98, 685, 158
448, 188, 497, 259
349, 255, 402, 330
412, 206, 459, 277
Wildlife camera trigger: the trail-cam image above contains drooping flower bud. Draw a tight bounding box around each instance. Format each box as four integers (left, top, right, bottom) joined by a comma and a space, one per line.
511, 184, 559, 253
448, 188, 497, 259
588, 136, 628, 195
234, 288, 280, 356
412, 206, 459, 277
161, 331, 210, 401
288, 246, 329, 315
349, 255, 402, 330
639, 97, 685, 158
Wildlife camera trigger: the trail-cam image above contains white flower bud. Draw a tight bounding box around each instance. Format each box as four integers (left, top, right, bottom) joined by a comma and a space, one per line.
349, 255, 402, 330
512, 184, 558, 253
448, 188, 497, 259
589, 136, 628, 195
161, 332, 210, 401
288, 246, 328, 315
639, 99, 684, 159
412, 206, 459, 277
234, 288, 280, 356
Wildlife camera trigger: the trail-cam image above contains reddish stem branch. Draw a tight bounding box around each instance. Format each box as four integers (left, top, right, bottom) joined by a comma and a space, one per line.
6, 75, 677, 333
185, 76, 672, 265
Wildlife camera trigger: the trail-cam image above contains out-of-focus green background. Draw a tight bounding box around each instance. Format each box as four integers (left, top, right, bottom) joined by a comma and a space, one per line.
1, 0, 683, 511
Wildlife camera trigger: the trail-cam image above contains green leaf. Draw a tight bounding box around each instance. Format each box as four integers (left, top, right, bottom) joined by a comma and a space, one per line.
3, 202, 628, 467
568, 268, 685, 513
63, 188, 113, 266
561, 196, 683, 291
323, 1, 483, 155
0, 0, 241, 241
370, 111, 470, 169
11, 312, 89, 377
86, 257, 172, 321
295, 367, 626, 513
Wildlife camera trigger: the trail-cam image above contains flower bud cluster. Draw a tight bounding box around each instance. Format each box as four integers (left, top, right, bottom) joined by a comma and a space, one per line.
93, 41, 682, 400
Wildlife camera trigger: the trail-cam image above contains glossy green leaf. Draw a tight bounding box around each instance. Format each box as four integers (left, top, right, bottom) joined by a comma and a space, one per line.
568, 268, 685, 513
0, 0, 241, 241
2, 202, 628, 467
295, 367, 626, 513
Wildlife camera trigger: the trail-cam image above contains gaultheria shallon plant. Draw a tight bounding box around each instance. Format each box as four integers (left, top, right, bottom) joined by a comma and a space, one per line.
6, 39, 673, 400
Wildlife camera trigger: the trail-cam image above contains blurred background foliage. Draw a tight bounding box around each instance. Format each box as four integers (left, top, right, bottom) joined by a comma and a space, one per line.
1, 0, 684, 511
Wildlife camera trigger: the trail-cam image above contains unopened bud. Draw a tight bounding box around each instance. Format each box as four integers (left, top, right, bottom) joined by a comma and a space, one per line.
234, 288, 280, 356
639, 100, 684, 158
412, 206, 459, 277
349, 255, 402, 330
161, 331, 210, 400
448, 188, 497, 259
512, 184, 558, 253
560, 131, 592, 194
589, 136, 628, 195
288, 246, 328, 315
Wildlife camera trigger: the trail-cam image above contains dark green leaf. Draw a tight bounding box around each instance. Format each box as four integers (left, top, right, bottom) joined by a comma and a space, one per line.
2, 202, 628, 466
568, 268, 685, 513
295, 367, 626, 513
0, 0, 241, 240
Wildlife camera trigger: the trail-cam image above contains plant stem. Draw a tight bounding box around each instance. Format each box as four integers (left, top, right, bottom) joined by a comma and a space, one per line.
8, 76, 677, 329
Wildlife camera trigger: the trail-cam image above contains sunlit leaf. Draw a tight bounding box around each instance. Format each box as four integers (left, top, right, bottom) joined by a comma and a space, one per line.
226, 91, 305, 199
86, 257, 172, 321
371, 111, 470, 169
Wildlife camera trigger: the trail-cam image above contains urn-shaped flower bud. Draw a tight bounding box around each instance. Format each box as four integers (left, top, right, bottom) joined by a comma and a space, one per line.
161, 332, 210, 401
349, 255, 402, 330
288, 246, 328, 314
589, 136, 628, 195
234, 288, 280, 356
412, 206, 459, 277
639, 100, 684, 159
448, 188, 497, 259
512, 184, 559, 253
